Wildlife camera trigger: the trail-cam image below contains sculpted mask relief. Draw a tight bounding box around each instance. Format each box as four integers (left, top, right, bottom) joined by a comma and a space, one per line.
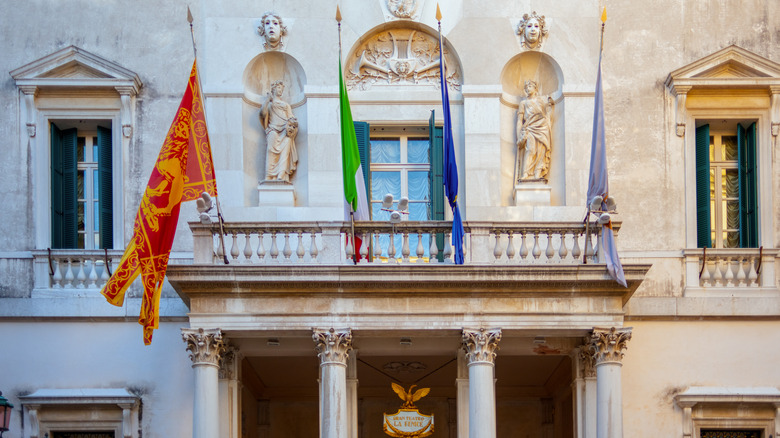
517, 12, 548, 50
516, 80, 554, 183
347, 29, 461, 91
387, 0, 418, 18
258, 12, 287, 51
260, 81, 298, 183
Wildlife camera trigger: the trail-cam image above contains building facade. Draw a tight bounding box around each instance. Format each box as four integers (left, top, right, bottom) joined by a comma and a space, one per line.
1, 1, 780, 438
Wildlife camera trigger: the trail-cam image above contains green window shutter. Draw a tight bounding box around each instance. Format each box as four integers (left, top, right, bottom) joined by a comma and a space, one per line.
695, 124, 711, 248
428, 110, 444, 221
354, 121, 371, 218
429, 111, 445, 261
61, 127, 78, 249
50, 123, 64, 248
97, 126, 113, 249
738, 122, 758, 248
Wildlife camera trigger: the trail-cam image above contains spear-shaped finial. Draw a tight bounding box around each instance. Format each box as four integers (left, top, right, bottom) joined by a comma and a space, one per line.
435, 3, 442, 22
601, 7, 607, 24
187, 6, 193, 24
599, 6, 606, 53
336, 5, 342, 23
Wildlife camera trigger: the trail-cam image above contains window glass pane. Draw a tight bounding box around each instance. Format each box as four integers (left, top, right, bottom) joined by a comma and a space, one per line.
78, 170, 85, 198
77, 136, 86, 162
78, 202, 85, 231
370, 139, 401, 163
723, 231, 739, 248
408, 171, 429, 201
408, 202, 429, 221
92, 136, 99, 162
372, 202, 392, 221
722, 135, 738, 161
93, 169, 100, 199
723, 169, 738, 198
407, 138, 430, 163
709, 136, 715, 161
94, 201, 100, 232
77, 232, 85, 249
371, 171, 401, 201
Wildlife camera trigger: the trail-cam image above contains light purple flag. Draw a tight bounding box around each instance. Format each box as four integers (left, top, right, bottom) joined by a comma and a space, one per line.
586, 56, 626, 287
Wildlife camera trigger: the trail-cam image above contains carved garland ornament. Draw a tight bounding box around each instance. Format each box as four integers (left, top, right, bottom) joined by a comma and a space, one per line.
586, 327, 632, 365
462, 328, 502, 365
182, 328, 226, 366
346, 29, 461, 91
313, 328, 353, 366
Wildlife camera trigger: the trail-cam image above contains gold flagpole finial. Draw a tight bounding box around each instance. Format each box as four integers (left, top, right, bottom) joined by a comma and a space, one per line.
435, 3, 442, 22
336, 5, 342, 23
187, 6, 193, 24
601, 7, 607, 24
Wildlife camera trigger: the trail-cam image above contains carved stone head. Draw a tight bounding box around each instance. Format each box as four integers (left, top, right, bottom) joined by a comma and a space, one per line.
387, 0, 418, 19
258, 12, 287, 51
517, 12, 548, 50
523, 79, 539, 97
270, 80, 285, 97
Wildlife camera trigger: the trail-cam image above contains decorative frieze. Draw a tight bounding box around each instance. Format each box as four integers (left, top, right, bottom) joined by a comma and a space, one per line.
462, 328, 502, 365
182, 327, 226, 366
586, 327, 632, 365
313, 328, 353, 366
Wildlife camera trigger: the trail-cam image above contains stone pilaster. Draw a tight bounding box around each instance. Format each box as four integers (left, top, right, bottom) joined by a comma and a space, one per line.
587, 327, 632, 438
183, 328, 226, 438
313, 328, 353, 438
219, 345, 242, 438
462, 328, 501, 438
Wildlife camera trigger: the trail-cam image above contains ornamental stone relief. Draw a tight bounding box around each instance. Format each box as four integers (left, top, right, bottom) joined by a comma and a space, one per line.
313, 328, 353, 366
346, 29, 461, 91
381, 0, 422, 21
462, 328, 502, 365
517, 11, 548, 50
586, 327, 632, 365
182, 328, 226, 366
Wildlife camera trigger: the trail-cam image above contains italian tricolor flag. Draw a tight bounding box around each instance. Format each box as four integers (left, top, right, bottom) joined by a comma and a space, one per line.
339, 58, 370, 221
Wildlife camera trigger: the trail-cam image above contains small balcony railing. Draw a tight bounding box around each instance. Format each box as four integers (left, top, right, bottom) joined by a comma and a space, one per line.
191, 220, 615, 265
32, 249, 122, 291
684, 247, 779, 293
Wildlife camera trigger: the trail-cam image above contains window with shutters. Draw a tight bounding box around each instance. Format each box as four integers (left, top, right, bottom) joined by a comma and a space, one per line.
353, 111, 445, 259
50, 121, 113, 250
695, 121, 758, 249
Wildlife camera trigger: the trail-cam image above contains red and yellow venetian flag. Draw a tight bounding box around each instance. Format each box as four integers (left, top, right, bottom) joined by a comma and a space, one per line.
101, 60, 217, 344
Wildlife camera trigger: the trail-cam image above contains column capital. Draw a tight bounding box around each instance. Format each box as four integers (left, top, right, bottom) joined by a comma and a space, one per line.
462, 328, 502, 365
577, 343, 597, 378
219, 344, 241, 380
182, 327, 226, 367
313, 327, 353, 366
587, 327, 632, 366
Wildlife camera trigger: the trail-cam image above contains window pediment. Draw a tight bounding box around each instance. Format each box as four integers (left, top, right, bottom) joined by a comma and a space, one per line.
666, 45, 780, 91
11, 45, 142, 93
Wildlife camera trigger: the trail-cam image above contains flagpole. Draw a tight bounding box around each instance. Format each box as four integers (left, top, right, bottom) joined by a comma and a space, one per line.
188, 6, 229, 264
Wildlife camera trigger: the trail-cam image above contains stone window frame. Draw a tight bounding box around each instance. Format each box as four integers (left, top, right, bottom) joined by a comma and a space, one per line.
19, 388, 140, 438
674, 387, 780, 438
11, 45, 141, 250
666, 45, 780, 295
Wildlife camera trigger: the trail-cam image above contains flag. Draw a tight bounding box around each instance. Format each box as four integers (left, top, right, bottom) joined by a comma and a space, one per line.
586, 55, 626, 287
438, 29, 465, 264
101, 60, 218, 344
339, 58, 370, 221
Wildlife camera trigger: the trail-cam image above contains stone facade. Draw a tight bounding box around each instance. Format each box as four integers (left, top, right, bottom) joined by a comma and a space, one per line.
1, 1, 780, 438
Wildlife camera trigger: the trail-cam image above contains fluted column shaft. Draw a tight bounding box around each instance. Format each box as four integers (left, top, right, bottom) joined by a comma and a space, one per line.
183, 328, 226, 438
462, 328, 502, 438
587, 327, 632, 438
313, 328, 353, 438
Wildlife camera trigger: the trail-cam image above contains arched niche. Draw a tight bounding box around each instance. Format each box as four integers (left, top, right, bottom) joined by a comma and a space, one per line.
344, 21, 463, 95
499, 52, 566, 207
241, 52, 307, 207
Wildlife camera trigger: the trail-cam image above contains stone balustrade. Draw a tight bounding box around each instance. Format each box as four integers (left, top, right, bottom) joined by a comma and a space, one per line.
32, 249, 121, 290
684, 247, 779, 293
190, 221, 617, 265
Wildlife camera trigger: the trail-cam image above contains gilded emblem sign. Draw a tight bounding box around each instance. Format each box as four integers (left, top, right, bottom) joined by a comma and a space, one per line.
383, 383, 434, 438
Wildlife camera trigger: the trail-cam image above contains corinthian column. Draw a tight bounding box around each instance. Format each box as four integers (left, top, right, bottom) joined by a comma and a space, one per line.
587, 327, 632, 438
313, 328, 353, 438
462, 328, 502, 438
183, 328, 226, 438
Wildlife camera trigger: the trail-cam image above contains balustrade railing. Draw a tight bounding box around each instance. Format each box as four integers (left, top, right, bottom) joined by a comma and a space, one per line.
684, 247, 778, 292
33, 249, 121, 290
191, 221, 614, 265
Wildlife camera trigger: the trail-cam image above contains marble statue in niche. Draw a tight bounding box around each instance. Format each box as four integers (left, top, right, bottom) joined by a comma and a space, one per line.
516, 80, 554, 183
517, 11, 548, 50
260, 80, 298, 183
387, 0, 418, 18
257, 12, 287, 51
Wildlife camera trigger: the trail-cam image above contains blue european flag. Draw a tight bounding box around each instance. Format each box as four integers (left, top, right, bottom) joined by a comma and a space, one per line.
438, 32, 464, 264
